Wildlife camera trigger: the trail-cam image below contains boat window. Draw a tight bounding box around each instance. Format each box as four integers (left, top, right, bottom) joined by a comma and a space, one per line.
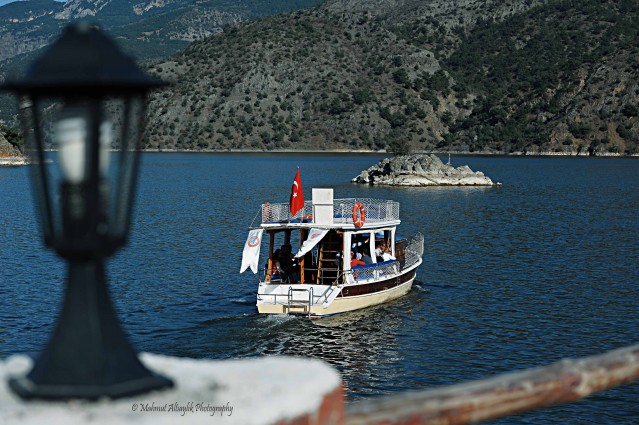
351, 232, 375, 265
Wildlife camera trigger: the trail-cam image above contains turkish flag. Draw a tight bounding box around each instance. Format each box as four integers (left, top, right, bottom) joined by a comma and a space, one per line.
290, 168, 304, 216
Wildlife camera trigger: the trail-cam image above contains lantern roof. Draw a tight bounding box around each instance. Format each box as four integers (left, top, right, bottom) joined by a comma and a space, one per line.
0, 23, 167, 96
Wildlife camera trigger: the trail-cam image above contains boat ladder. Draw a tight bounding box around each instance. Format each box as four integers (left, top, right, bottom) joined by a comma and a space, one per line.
286, 287, 314, 317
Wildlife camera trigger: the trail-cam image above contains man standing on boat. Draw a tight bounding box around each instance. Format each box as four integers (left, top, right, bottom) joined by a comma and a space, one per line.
278, 244, 299, 283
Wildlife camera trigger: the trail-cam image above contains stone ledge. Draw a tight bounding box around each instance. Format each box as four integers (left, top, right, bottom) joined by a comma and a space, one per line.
1, 354, 343, 425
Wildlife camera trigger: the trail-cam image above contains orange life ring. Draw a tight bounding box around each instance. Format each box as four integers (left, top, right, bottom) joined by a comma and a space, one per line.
352, 202, 366, 228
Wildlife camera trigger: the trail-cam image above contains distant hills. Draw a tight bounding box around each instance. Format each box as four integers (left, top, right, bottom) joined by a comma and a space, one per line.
0, 0, 323, 63
0, 0, 322, 126
2, 0, 638, 155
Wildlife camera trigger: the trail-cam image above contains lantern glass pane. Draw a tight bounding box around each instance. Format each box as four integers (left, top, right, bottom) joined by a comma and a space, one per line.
109, 95, 146, 242
19, 95, 145, 256
20, 97, 55, 244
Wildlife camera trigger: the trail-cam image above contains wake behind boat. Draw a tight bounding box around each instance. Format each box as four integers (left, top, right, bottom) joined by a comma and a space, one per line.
240, 186, 424, 318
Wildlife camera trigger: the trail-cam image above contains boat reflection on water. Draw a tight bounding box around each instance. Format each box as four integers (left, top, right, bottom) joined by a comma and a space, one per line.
249, 285, 428, 400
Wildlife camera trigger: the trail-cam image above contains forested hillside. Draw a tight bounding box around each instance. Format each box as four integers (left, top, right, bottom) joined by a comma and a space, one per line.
444, 0, 639, 154
144, 0, 638, 154
1, 0, 637, 154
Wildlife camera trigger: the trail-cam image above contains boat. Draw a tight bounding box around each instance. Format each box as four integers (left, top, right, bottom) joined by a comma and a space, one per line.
240, 188, 424, 318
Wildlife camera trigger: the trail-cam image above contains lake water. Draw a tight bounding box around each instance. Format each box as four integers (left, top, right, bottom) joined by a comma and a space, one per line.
1, 153, 638, 424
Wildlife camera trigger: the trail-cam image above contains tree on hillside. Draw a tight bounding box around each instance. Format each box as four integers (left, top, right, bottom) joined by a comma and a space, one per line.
387, 129, 412, 156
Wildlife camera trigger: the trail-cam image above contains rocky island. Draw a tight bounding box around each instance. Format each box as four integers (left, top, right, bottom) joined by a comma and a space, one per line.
352, 154, 499, 186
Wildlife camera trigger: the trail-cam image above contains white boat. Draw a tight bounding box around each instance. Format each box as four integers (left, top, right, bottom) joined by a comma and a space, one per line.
240, 188, 424, 318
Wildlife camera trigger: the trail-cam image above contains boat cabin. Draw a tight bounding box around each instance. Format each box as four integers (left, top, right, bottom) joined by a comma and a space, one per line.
253, 189, 408, 286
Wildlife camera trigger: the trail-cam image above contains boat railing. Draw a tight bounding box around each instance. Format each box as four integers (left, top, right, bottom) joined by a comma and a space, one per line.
257, 281, 338, 307
402, 232, 424, 270
349, 261, 400, 283
317, 285, 339, 304
257, 198, 400, 226
287, 286, 313, 317
332, 198, 400, 225
344, 232, 424, 284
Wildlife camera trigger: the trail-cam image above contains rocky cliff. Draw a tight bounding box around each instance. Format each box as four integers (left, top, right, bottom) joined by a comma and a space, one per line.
0, 131, 20, 156
0, 128, 26, 165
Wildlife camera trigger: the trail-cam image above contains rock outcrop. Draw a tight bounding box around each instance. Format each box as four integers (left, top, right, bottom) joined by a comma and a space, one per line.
0, 131, 27, 166
352, 154, 498, 186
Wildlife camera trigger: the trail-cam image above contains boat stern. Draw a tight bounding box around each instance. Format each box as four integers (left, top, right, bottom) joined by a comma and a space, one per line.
257, 283, 340, 316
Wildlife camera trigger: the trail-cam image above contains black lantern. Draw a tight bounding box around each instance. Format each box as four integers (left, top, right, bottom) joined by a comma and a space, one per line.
1, 23, 173, 399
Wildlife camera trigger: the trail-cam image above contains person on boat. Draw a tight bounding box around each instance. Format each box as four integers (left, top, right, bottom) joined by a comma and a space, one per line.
375, 244, 384, 262
382, 246, 396, 262
270, 249, 281, 279
278, 244, 299, 283
350, 251, 366, 267
361, 252, 374, 264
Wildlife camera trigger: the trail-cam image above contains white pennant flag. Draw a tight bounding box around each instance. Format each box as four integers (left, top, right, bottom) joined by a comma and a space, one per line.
295, 228, 328, 258
240, 229, 263, 274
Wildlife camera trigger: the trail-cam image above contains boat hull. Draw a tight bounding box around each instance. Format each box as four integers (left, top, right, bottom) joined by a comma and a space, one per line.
257, 269, 417, 317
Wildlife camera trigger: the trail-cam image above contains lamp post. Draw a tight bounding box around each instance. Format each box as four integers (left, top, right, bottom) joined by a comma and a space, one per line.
0, 23, 173, 400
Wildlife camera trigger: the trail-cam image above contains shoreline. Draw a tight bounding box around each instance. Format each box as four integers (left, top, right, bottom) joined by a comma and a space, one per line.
0, 157, 28, 166
3, 150, 637, 168
140, 148, 639, 157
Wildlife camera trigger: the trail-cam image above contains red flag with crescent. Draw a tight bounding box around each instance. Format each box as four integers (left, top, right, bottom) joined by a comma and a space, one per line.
290, 168, 304, 216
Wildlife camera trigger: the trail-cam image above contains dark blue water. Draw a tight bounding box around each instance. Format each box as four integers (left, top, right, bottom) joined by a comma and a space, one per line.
1, 153, 638, 423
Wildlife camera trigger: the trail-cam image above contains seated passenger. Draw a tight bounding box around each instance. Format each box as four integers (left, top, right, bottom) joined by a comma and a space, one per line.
361, 254, 374, 264
350, 251, 366, 267
375, 244, 384, 262
382, 246, 396, 262
268, 249, 281, 279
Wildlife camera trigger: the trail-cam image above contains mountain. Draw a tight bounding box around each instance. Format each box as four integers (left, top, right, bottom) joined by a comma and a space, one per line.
0, 0, 324, 62
2, 0, 637, 155
142, 0, 638, 154
0, 0, 323, 125
0, 0, 62, 61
